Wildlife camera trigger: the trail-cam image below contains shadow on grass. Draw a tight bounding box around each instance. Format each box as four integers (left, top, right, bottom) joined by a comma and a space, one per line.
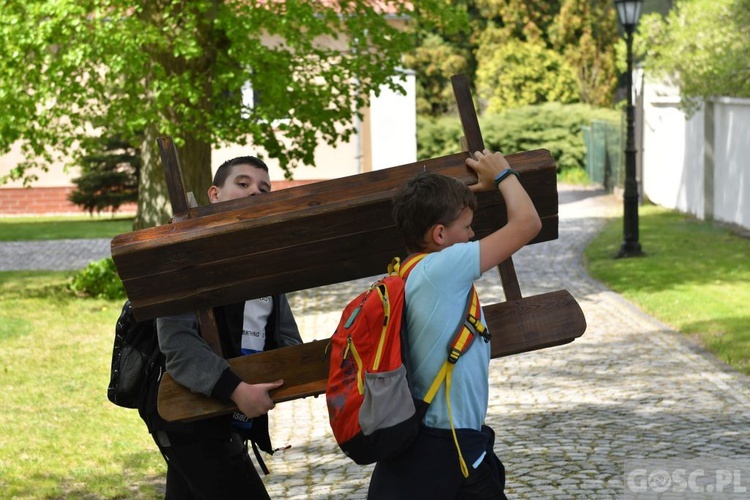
0, 271, 74, 298
0, 315, 31, 342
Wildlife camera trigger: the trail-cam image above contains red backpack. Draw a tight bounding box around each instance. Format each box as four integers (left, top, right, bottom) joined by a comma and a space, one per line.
326, 254, 486, 474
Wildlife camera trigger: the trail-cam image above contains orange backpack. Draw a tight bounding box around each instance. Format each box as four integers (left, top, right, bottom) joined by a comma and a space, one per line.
325, 254, 486, 474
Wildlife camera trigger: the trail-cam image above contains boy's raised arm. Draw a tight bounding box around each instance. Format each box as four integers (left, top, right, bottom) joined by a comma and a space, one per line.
466, 149, 542, 273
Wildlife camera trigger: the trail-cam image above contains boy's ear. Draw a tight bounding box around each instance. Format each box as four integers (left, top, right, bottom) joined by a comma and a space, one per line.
207, 185, 220, 203
429, 224, 445, 246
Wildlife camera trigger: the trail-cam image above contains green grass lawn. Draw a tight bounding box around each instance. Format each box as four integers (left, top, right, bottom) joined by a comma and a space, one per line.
584, 204, 750, 375
0, 215, 134, 241
0, 272, 164, 498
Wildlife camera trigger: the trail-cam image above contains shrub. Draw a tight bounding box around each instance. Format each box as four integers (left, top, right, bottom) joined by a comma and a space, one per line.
417, 102, 620, 176
416, 117, 465, 160
69, 257, 126, 300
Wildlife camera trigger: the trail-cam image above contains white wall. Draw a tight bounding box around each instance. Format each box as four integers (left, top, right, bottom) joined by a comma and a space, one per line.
214, 72, 417, 180
641, 78, 750, 231
369, 70, 417, 170
212, 120, 360, 183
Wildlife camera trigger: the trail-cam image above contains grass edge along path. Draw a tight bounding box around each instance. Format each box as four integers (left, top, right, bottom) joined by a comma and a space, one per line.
0, 215, 134, 241
583, 204, 750, 376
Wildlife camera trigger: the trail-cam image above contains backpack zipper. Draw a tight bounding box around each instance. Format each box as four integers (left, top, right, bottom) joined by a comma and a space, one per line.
372, 283, 390, 371
342, 336, 364, 395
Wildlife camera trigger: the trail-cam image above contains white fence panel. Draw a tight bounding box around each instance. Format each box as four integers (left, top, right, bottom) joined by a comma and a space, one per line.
641, 78, 750, 231
712, 98, 750, 229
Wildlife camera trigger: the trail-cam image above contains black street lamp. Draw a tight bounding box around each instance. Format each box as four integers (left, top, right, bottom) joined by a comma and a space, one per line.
615, 0, 644, 258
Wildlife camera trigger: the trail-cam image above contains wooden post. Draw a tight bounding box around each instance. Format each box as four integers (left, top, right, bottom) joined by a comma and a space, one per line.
452, 74, 523, 300
156, 137, 224, 357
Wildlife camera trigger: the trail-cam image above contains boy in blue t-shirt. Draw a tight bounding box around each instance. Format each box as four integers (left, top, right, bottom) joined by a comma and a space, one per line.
368, 149, 542, 499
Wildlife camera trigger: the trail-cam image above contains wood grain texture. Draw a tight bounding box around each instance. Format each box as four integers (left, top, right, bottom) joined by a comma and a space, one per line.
157, 136, 190, 218
112, 149, 558, 321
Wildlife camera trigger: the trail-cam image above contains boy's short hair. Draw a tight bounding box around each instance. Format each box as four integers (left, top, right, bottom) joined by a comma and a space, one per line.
212, 156, 269, 187
392, 171, 477, 252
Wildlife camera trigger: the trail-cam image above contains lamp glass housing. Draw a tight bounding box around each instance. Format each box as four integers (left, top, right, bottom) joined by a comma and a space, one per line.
615, 0, 643, 29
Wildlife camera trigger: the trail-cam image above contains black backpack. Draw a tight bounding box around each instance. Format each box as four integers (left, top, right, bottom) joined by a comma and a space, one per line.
107, 300, 163, 409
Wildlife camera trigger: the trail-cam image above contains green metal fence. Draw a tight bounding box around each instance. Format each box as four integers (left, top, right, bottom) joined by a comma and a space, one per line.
582, 119, 623, 191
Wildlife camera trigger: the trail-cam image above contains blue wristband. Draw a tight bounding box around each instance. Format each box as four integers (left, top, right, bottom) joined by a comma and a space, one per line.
494, 168, 519, 188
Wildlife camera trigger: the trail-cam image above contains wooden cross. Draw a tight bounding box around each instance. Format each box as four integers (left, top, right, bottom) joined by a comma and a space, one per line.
110, 75, 586, 422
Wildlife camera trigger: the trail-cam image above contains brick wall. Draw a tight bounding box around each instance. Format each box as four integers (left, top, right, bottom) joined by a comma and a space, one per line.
0, 180, 318, 216
0, 186, 136, 216
0, 187, 136, 216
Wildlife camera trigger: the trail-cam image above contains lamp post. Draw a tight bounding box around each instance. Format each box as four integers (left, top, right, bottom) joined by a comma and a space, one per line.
615, 0, 644, 258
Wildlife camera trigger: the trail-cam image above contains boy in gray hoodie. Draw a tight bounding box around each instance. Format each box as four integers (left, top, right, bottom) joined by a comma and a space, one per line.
139, 156, 302, 499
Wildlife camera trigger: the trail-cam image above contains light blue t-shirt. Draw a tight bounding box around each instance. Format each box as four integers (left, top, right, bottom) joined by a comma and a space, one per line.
405, 241, 491, 431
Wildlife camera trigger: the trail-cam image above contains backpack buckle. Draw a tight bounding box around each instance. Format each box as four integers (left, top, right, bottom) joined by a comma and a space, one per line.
448, 347, 462, 364
465, 315, 491, 343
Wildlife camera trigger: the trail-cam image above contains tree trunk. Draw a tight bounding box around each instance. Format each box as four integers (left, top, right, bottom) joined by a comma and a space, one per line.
134, 124, 172, 230
132, 0, 218, 228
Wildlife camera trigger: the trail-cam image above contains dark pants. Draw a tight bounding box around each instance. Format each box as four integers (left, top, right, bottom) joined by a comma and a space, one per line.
368, 425, 507, 500
152, 430, 269, 500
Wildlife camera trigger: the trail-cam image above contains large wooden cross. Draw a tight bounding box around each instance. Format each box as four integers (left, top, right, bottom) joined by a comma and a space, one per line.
110, 75, 586, 422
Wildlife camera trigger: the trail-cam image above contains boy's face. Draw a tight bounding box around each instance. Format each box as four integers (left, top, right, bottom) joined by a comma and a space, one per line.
208, 164, 271, 203
430, 207, 475, 250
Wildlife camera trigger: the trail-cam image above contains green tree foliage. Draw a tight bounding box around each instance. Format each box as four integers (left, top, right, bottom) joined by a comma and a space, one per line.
471, 1, 568, 111
476, 31, 579, 111
0, 0, 465, 228
551, 0, 618, 107
638, 0, 750, 113
475, 0, 559, 42
408, 0, 619, 113
404, 34, 471, 116
402, 0, 560, 117
68, 136, 140, 214
401, 1, 477, 117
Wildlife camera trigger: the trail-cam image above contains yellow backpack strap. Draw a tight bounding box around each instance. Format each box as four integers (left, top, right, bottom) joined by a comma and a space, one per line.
421, 286, 486, 478
387, 257, 401, 275
445, 364, 468, 477
422, 287, 481, 402
391, 252, 427, 279
448, 287, 483, 360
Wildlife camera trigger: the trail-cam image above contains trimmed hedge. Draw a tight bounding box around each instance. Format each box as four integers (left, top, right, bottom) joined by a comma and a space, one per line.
417, 102, 620, 174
